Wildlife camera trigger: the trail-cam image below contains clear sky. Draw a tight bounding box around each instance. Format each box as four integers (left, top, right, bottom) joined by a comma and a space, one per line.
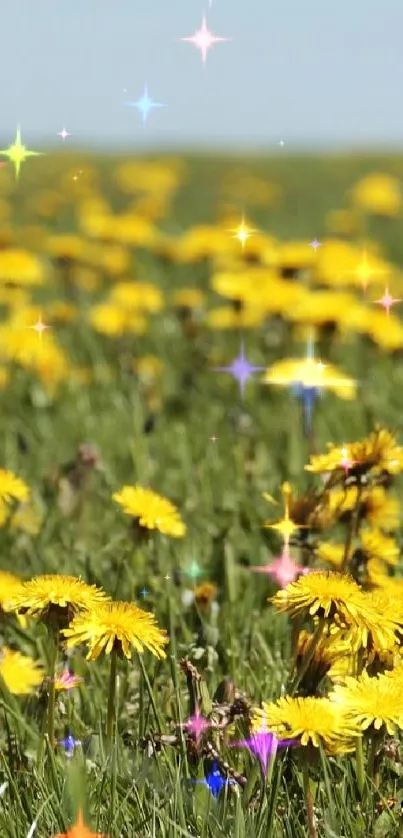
0, 0, 402, 152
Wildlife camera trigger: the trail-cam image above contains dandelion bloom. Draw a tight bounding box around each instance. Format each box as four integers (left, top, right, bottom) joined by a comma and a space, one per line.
62, 601, 168, 661
6, 574, 109, 628
330, 670, 403, 735
0, 570, 25, 613
0, 469, 30, 526
113, 485, 186, 538
254, 695, 361, 752
306, 427, 403, 480
0, 647, 44, 695
271, 571, 365, 623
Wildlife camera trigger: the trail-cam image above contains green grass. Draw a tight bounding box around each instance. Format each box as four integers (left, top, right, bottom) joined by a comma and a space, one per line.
1, 152, 403, 837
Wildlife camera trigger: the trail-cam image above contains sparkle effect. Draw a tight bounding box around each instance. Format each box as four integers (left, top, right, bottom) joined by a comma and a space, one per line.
340, 446, 357, 476
58, 731, 82, 757
309, 238, 322, 251
291, 332, 326, 432
0, 127, 42, 180
124, 84, 166, 124
231, 723, 298, 776
186, 560, 203, 582
214, 340, 266, 399
54, 667, 83, 690
179, 704, 211, 743
54, 808, 106, 838
263, 483, 304, 543
230, 215, 257, 250
29, 315, 49, 340
251, 539, 309, 588
192, 761, 235, 798
140, 587, 149, 598
375, 287, 401, 317
180, 14, 229, 65
352, 249, 388, 292
58, 128, 71, 140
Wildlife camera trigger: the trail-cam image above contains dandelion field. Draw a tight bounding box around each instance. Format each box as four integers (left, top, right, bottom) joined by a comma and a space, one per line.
2, 151, 403, 837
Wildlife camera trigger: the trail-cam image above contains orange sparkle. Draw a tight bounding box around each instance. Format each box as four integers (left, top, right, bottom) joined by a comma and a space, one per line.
53, 809, 107, 838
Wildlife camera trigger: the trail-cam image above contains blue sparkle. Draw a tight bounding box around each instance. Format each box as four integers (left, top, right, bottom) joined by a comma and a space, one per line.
124, 84, 167, 124
192, 761, 235, 798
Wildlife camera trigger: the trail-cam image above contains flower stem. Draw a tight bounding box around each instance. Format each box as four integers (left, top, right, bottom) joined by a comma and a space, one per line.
355, 736, 365, 797
291, 618, 325, 694
302, 754, 318, 838
106, 647, 118, 744
340, 486, 362, 572
47, 633, 59, 746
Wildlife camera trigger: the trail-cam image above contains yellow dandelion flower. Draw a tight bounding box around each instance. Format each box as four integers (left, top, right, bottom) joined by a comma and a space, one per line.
263, 357, 356, 401
254, 696, 361, 751
110, 281, 164, 313
327, 485, 400, 530
6, 574, 109, 628
0, 249, 46, 286
62, 600, 168, 661
0, 570, 25, 613
0, 647, 44, 695
171, 288, 206, 310
271, 570, 364, 624
330, 670, 403, 735
351, 173, 401, 218
206, 305, 265, 330
0, 469, 29, 526
89, 303, 147, 338
113, 485, 186, 538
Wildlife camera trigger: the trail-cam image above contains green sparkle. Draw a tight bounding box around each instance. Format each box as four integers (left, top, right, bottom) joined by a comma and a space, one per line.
0, 126, 43, 180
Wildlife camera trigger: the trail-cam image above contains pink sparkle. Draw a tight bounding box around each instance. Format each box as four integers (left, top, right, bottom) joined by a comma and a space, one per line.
180, 14, 230, 65
251, 540, 309, 588
179, 704, 211, 743
57, 128, 71, 140
375, 287, 401, 317
29, 316, 49, 340
54, 667, 83, 691
339, 446, 356, 476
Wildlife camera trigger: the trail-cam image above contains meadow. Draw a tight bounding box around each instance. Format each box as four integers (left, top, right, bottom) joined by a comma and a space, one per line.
1, 150, 403, 837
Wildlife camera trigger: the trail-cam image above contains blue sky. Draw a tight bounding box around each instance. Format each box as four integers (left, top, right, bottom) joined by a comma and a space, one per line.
0, 0, 401, 151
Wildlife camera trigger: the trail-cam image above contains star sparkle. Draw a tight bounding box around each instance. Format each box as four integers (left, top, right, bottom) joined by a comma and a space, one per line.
230, 215, 257, 250
214, 340, 266, 399
53, 808, 106, 838
179, 704, 211, 743
263, 483, 304, 543
231, 722, 298, 776
351, 249, 388, 292
251, 538, 309, 588
186, 560, 203, 582
278, 139, 285, 148
58, 128, 71, 140
180, 14, 230, 65
0, 127, 43, 180
374, 287, 401, 317
58, 731, 82, 757
192, 761, 235, 798
340, 446, 357, 476
309, 238, 322, 251
140, 587, 149, 598
54, 667, 83, 691
124, 84, 166, 124
28, 315, 49, 340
